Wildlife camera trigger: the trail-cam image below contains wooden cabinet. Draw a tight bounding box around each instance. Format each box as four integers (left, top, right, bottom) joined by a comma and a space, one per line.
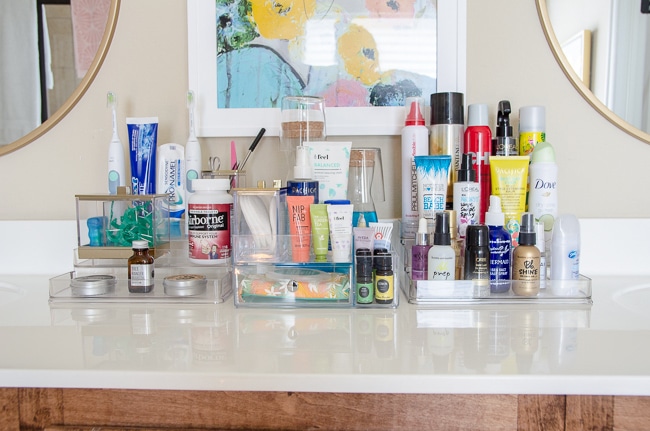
2, 388, 649, 430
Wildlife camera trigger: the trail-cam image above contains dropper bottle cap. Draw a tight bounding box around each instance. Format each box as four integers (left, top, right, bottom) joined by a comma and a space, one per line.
293, 145, 312, 180
433, 212, 451, 246
404, 97, 425, 126
415, 217, 429, 246
457, 153, 476, 182
519, 212, 536, 246
484, 195, 505, 227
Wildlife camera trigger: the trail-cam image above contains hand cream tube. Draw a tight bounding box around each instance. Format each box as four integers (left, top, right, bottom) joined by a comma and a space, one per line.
286, 195, 314, 262
414, 155, 452, 231
127, 117, 159, 195
490, 156, 529, 246
326, 203, 353, 262
306, 141, 352, 202
369, 222, 393, 251
310, 204, 329, 262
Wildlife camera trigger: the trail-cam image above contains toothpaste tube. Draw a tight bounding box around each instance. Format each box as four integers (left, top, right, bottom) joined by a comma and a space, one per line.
127, 117, 158, 195
157, 143, 185, 218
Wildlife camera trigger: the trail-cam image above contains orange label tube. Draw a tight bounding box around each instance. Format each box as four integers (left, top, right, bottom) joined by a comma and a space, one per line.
286, 195, 315, 262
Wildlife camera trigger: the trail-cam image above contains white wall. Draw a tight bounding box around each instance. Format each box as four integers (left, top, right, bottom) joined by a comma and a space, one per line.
0, 0, 648, 221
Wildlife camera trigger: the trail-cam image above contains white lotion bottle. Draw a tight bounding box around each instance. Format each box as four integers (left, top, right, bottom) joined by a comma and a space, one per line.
550, 214, 580, 280
528, 141, 558, 253
401, 96, 429, 239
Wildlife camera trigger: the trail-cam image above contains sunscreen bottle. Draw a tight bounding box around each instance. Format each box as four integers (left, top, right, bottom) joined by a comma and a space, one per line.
519, 106, 546, 156
401, 97, 429, 238
464, 103, 492, 223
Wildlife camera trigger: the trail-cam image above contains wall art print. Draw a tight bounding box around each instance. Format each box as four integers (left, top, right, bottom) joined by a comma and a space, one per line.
215, 0, 438, 109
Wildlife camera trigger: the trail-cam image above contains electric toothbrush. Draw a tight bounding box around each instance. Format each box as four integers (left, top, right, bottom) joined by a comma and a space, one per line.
107, 91, 125, 194
185, 90, 201, 194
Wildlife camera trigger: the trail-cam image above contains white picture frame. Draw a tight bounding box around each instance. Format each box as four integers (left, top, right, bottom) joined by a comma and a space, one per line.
187, 0, 466, 137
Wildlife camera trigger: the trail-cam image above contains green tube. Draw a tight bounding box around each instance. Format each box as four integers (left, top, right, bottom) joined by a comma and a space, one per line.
310, 204, 330, 262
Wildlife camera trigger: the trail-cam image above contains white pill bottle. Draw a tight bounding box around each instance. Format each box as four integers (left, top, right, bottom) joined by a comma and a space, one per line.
187, 179, 233, 265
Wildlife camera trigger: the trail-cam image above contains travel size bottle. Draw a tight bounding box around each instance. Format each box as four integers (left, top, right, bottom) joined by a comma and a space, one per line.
512, 213, 541, 296
485, 195, 511, 293
128, 240, 154, 293
411, 217, 432, 280
463, 225, 489, 285
491, 100, 517, 156
464, 103, 492, 223
427, 212, 456, 280
374, 251, 394, 304
356, 248, 374, 304
453, 153, 480, 240
518, 106, 546, 156
446, 209, 463, 280
528, 141, 558, 252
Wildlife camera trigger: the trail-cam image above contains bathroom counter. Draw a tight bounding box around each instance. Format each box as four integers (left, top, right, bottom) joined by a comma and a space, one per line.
0, 274, 648, 395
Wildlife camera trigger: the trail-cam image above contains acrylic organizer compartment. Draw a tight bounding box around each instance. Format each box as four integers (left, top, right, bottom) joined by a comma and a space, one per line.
75, 191, 171, 260
234, 262, 354, 308
49, 265, 232, 304
404, 275, 592, 305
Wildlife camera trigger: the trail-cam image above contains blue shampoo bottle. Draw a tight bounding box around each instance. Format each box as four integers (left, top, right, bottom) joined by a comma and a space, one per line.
485, 195, 511, 293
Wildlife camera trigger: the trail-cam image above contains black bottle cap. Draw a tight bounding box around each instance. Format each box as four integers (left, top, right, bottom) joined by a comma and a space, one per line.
356, 248, 373, 280
374, 250, 392, 271
433, 212, 451, 246
430, 92, 464, 125
457, 153, 476, 182
518, 213, 536, 246
495, 100, 513, 138
466, 224, 489, 248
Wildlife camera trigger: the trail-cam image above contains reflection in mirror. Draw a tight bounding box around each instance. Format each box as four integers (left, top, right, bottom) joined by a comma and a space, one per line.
0, 0, 120, 155
537, 0, 650, 143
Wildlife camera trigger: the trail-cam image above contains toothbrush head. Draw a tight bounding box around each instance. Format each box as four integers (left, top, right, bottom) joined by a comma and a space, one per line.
107, 91, 117, 109
187, 90, 195, 110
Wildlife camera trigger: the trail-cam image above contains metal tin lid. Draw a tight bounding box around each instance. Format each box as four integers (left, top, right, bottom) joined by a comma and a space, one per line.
163, 274, 208, 296
70, 274, 116, 296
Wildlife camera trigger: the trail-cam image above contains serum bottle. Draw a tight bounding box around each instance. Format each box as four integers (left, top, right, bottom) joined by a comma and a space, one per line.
411, 217, 432, 281
427, 212, 456, 281
512, 213, 541, 296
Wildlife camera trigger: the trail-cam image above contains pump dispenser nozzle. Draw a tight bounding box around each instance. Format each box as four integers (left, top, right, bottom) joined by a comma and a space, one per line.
496, 100, 513, 138
492, 100, 518, 156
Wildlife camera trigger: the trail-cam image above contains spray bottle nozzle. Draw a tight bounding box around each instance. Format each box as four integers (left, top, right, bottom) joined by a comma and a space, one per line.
405, 98, 425, 126
496, 100, 513, 137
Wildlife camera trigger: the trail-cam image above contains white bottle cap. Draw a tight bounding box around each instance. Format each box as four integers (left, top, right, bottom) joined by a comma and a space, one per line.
519, 106, 546, 132
484, 195, 505, 226
294, 145, 312, 180
467, 103, 489, 126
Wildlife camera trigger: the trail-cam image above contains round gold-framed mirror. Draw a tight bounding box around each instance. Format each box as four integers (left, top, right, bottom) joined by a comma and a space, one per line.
0, 0, 120, 157
536, 0, 650, 145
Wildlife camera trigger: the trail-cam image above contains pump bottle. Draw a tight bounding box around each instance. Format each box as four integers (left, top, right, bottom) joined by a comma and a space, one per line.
411, 217, 431, 281
453, 153, 480, 240
401, 97, 429, 238
485, 195, 511, 293
491, 100, 517, 156
512, 213, 541, 296
427, 212, 455, 280
464, 103, 492, 223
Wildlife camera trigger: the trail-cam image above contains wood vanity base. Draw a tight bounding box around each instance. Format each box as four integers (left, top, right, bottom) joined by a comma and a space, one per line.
1, 388, 648, 430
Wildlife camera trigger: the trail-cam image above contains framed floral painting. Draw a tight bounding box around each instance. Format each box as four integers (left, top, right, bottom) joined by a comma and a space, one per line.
188, 0, 465, 136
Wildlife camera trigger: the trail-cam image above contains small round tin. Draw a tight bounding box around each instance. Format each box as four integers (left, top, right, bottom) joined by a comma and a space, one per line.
70, 274, 116, 296
163, 274, 208, 296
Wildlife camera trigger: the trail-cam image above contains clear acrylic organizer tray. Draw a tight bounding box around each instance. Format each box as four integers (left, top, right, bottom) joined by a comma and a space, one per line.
404, 274, 592, 305
49, 265, 232, 304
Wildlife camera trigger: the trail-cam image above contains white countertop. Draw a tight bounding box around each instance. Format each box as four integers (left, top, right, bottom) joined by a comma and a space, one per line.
0, 274, 649, 395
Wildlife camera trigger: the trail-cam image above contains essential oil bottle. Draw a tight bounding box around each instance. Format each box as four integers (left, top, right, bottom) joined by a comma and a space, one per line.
512, 213, 541, 296
128, 240, 154, 293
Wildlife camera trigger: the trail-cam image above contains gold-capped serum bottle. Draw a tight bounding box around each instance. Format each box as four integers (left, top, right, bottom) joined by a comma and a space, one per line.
512, 213, 541, 296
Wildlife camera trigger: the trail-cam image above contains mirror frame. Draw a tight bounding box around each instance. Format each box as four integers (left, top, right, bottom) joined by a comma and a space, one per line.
536, 0, 650, 145
0, 0, 121, 157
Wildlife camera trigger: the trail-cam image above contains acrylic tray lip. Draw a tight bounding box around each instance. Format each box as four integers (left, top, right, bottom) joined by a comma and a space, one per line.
405, 275, 593, 306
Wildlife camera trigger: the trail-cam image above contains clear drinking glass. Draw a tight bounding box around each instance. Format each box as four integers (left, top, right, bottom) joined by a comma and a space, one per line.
280, 96, 326, 178
348, 147, 385, 228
